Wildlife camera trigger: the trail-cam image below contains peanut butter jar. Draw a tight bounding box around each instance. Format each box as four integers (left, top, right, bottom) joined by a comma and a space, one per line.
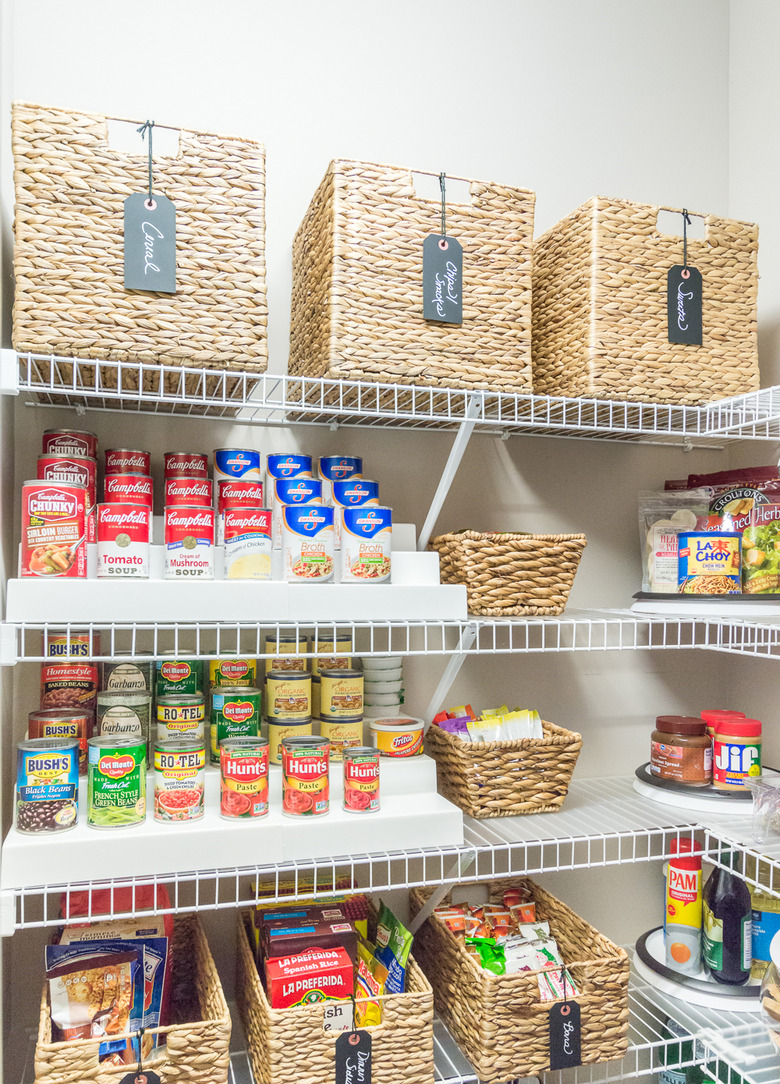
650, 715, 712, 787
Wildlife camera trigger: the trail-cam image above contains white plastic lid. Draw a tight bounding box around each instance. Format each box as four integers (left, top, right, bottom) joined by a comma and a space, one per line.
368, 716, 424, 732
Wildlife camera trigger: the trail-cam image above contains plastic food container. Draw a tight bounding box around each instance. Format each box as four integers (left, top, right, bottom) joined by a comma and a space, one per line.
360, 656, 403, 671
362, 678, 403, 695
364, 692, 403, 708
369, 716, 424, 757
749, 777, 780, 844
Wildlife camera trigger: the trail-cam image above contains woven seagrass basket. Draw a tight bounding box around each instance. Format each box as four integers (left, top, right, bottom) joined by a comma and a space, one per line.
430, 530, 587, 616
34, 914, 231, 1084
425, 719, 582, 818
236, 912, 434, 1084
289, 159, 535, 395
409, 878, 630, 1083
532, 196, 760, 405
12, 101, 267, 394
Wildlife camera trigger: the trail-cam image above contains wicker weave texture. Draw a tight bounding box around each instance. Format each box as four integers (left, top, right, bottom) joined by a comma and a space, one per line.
431, 530, 587, 617
34, 914, 231, 1084
425, 719, 582, 818
236, 914, 434, 1084
289, 159, 535, 393
12, 101, 268, 373
532, 196, 760, 405
410, 878, 629, 1083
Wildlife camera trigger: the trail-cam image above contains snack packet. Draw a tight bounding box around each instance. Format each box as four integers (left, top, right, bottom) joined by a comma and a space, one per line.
47, 949, 139, 1060
356, 939, 389, 1027
436, 717, 472, 741
466, 936, 505, 975
502, 886, 532, 908
638, 491, 708, 592
510, 921, 551, 942
509, 901, 536, 924
374, 903, 413, 995
537, 966, 580, 1002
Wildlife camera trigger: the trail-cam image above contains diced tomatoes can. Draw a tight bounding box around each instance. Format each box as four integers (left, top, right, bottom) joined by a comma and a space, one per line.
343, 747, 380, 813
96, 502, 151, 579
21, 480, 87, 578
105, 449, 151, 476
271, 477, 323, 548
156, 657, 204, 697
263, 634, 308, 674
164, 475, 213, 507
224, 506, 273, 579
281, 735, 329, 817
87, 736, 146, 829
157, 694, 206, 742
321, 718, 364, 760
209, 658, 258, 688
37, 455, 97, 542
318, 456, 363, 505
16, 737, 79, 833
164, 505, 215, 579
210, 685, 262, 764
164, 452, 209, 478
104, 473, 154, 507
43, 428, 97, 460
28, 709, 91, 775
220, 737, 269, 818
282, 504, 335, 582
153, 737, 206, 823
265, 670, 311, 721
213, 448, 262, 488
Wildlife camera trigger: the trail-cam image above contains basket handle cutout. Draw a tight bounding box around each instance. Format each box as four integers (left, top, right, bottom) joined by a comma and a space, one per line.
107, 118, 182, 158
655, 207, 709, 244
410, 170, 474, 207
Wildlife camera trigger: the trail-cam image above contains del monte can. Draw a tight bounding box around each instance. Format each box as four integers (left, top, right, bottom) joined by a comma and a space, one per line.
210, 685, 261, 764
87, 736, 146, 829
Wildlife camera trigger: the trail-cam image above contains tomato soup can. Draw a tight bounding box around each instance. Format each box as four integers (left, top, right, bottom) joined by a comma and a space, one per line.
318, 456, 363, 506
41, 660, 98, 720
269, 719, 313, 765
37, 454, 97, 542
225, 507, 273, 579
157, 694, 206, 742
282, 504, 334, 582
44, 630, 99, 658
220, 736, 269, 818
100, 658, 154, 695
210, 685, 262, 764
217, 479, 265, 543
105, 472, 154, 508
341, 506, 392, 583
16, 737, 79, 833
272, 477, 323, 548
156, 657, 204, 697
321, 718, 364, 760
678, 531, 742, 595
164, 451, 209, 478
214, 448, 262, 489
87, 736, 146, 829
28, 709, 91, 775
164, 506, 215, 579
281, 735, 329, 817
97, 502, 151, 579
105, 449, 151, 476
266, 670, 311, 721
312, 632, 353, 676
153, 737, 206, 822
209, 658, 257, 689
164, 475, 213, 507
320, 669, 364, 720
43, 428, 97, 459
96, 692, 152, 753
21, 480, 87, 578
343, 747, 380, 813
264, 634, 308, 674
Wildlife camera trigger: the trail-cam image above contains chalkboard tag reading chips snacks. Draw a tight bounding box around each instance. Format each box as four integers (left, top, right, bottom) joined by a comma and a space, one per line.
335, 1030, 372, 1084
548, 995, 581, 1070
667, 210, 702, 345
423, 172, 462, 325
124, 121, 176, 293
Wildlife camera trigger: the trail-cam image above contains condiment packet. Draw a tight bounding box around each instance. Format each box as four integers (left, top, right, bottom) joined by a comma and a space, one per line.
537, 966, 580, 1002
509, 902, 537, 924
481, 705, 510, 717
448, 704, 477, 720
437, 717, 472, 741
465, 936, 505, 975
466, 717, 504, 742
503, 886, 532, 908
511, 921, 551, 942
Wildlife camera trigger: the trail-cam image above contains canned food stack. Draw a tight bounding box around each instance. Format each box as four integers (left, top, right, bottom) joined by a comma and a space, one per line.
214, 448, 272, 580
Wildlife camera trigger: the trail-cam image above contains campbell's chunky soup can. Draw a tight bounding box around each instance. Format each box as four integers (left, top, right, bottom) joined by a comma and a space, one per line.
224, 507, 272, 579
105, 449, 151, 476
96, 503, 151, 579
282, 504, 335, 582
104, 472, 154, 508
210, 685, 261, 764
16, 737, 79, 833
281, 735, 329, 817
318, 456, 363, 505
341, 506, 392, 583
43, 428, 97, 460
87, 736, 146, 829
156, 657, 203, 697
28, 710, 91, 775
164, 451, 209, 478
271, 477, 322, 548
37, 455, 97, 542
220, 737, 269, 818
164, 506, 215, 579
217, 479, 265, 543
343, 747, 380, 813
164, 475, 213, 507
157, 694, 206, 742
214, 448, 262, 489
154, 737, 206, 823
332, 479, 380, 548
21, 481, 87, 578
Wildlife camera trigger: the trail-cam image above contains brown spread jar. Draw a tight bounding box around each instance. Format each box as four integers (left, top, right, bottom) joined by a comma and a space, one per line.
650, 715, 712, 787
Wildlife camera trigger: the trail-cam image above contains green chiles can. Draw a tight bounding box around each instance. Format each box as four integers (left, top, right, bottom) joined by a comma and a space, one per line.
87, 736, 146, 829
210, 685, 261, 765
155, 656, 204, 698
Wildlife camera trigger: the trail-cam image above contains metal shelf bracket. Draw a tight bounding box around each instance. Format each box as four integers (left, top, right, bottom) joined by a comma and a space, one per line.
0, 624, 17, 666
417, 394, 483, 551
0, 891, 15, 937
0, 349, 19, 396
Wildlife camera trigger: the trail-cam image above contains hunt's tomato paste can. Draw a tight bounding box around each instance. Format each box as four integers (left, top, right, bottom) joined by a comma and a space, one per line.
96, 503, 151, 579
281, 735, 329, 817
220, 736, 269, 818
164, 475, 213, 507
104, 473, 154, 508
343, 747, 380, 813
164, 506, 214, 579
21, 481, 87, 578
43, 428, 97, 459
164, 451, 209, 478
105, 449, 151, 476
37, 455, 97, 542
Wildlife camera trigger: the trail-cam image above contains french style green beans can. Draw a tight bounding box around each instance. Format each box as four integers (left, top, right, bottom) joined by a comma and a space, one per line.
87, 736, 146, 829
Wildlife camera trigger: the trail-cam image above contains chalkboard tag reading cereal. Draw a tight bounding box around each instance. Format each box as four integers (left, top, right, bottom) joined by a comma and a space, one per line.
87, 736, 146, 829
281, 735, 330, 817
164, 506, 215, 579
220, 736, 269, 818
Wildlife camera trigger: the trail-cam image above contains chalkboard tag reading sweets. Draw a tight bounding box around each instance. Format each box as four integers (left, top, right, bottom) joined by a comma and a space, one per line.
667, 209, 701, 345
124, 120, 176, 293
335, 1029, 372, 1084
423, 171, 462, 325
548, 998, 581, 1071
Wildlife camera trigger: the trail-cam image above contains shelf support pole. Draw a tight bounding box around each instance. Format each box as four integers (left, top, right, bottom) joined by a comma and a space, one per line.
407, 851, 476, 934
423, 623, 478, 728
417, 394, 483, 552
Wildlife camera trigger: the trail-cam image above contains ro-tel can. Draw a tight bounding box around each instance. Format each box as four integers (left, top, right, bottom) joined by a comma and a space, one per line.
266, 670, 312, 720
96, 503, 151, 579
37, 454, 97, 542
214, 448, 262, 491
217, 479, 265, 543
104, 473, 154, 508
343, 747, 380, 813
678, 531, 742, 595
341, 506, 392, 583
268, 719, 313, 765
153, 737, 206, 823
312, 632, 353, 676
157, 694, 206, 742
210, 685, 262, 764
100, 657, 154, 695
28, 709, 91, 775
16, 738, 79, 833
224, 507, 272, 579
320, 668, 364, 720
87, 735, 146, 828
164, 451, 209, 478
41, 660, 98, 722
321, 718, 364, 760
209, 657, 257, 689
271, 477, 323, 548
21, 480, 87, 578
264, 633, 308, 674
156, 656, 204, 697
164, 475, 213, 507
332, 478, 380, 549
96, 692, 152, 753
164, 505, 215, 579
281, 735, 329, 817
220, 737, 269, 818
105, 449, 152, 476
318, 456, 363, 506
43, 428, 98, 460
282, 504, 335, 582
44, 630, 100, 658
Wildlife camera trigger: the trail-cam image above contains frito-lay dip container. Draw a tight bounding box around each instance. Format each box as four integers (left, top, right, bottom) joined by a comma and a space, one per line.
369, 716, 425, 757
650, 715, 712, 787
713, 717, 762, 791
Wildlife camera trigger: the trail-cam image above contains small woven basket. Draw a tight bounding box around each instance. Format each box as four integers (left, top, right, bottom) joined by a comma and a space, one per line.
430, 530, 587, 616
409, 878, 630, 1083
236, 912, 434, 1084
33, 914, 231, 1084
425, 719, 582, 818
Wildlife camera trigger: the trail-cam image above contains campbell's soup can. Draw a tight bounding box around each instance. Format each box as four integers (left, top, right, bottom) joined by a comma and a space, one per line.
282, 504, 334, 582
28, 709, 91, 775
44, 631, 100, 658
164, 475, 213, 507
164, 451, 209, 478
104, 473, 154, 508
271, 477, 323, 548
43, 428, 97, 460
225, 507, 272, 579
332, 478, 380, 548
209, 658, 257, 689
156, 657, 204, 697
41, 661, 98, 721
341, 506, 392, 583
220, 737, 269, 818
164, 506, 215, 579
21, 481, 87, 578
37, 455, 97, 542
217, 479, 265, 543
105, 448, 151, 476
213, 448, 262, 489
281, 735, 329, 817
343, 747, 380, 813
96, 503, 151, 579
318, 456, 363, 505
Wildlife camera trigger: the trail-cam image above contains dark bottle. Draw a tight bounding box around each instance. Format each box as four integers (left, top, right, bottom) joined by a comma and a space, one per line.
701, 852, 752, 985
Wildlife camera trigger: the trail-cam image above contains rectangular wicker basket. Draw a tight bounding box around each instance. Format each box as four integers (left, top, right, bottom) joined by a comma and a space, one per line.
425, 719, 582, 818
409, 878, 630, 1083
34, 913, 231, 1084
236, 912, 434, 1084
430, 530, 587, 616
532, 196, 760, 405
289, 159, 535, 394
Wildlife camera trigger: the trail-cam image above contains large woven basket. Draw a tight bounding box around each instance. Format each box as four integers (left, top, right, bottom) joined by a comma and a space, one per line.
409, 878, 630, 1083
425, 719, 582, 818
34, 913, 231, 1084
12, 101, 268, 391
431, 530, 587, 616
236, 912, 434, 1084
289, 159, 535, 394
532, 196, 760, 405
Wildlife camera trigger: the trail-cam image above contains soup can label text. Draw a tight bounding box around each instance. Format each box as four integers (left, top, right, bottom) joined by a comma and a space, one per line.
164, 506, 214, 579
154, 739, 205, 822
37, 455, 96, 542
282, 504, 334, 582
43, 429, 97, 459
225, 507, 272, 579
318, 456, 363, 505
16, 738, 79, 833
21, 481, 87, 578
164, 476, 213, 507
97, 503, 151, 578
105, 449, 151, 476
105, 473, 154, 507
220, 738, 269, 817
266, 453, 312, 484
164, 452, 209, 478
272, 478, 322, 548
332, 479, 380, 547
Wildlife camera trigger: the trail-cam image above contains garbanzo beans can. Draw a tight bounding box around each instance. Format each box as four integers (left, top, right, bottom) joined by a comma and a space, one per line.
156, 694, 206, 741
265, 671, 311, 721
153, 738, 206, 823
320, 669, 363, 720
281, 735, 329, 817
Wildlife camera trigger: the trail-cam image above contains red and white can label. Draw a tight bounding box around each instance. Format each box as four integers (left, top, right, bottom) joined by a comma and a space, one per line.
224, 507, 272, 580
104, 473, 154, 507
37, 455, 97, 542
21, 482, 87, 578
43, 429, 98, 460
165, 476, 213, 507
164, 452, 209, 478
105, 449, 151, 476
97, 503, 152, 579
164, 506, 215, 579
217, 480, 265, 543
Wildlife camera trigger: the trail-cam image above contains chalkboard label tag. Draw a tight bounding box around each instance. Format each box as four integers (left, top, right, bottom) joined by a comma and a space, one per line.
667, 264, 702, 345
423, 234, 463, 324
549, 1000, 581, 1070
335, 1029, 372, 1084
124, 192, 176, 293
119, 1071, 162, 1084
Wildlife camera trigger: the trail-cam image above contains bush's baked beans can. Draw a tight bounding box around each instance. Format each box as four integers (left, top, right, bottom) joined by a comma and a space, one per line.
43, 428, 97, 460
28, 709, 91, 775
213, 448, 262, 489
271, 477, 322, 548
320, 669, 364, 720
164, 476, 213, 507
164, 506, 214, 579
16, 737, 79, 833
153, 737, 206, 823
44, 631, 100, 658
104, 473, 154, 508
41, 661, 98, 722
341, 506, 392, 583
312, 633, 353, 676
220, 737, 269, 818
210, 685, 262, 764
217, 479, 265, 543
269, 719, 313, 764
318, 456, 363, 505
105, 449, 151, 476
225, 507, 273, 579
209, 658, 257, 688
87, 736, 146, 829
321, 718, 364, 760
282, 505, 334, 582
96, 503, 152, 579
264, 634, 308, 674
157, 694, 206, 741
21, 480, 87, 578
281, 735, 329, 817
97, 692, 152, 754
156, 657, 204, 697
343, 747, 380, 813
164, 452, 209, 478
37, 455, 97, 542
100, 658, 154, 695
332, 479, 380, 548
265, 670, 311, 721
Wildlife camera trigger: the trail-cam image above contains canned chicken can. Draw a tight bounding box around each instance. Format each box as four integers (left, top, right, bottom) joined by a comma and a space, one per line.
320, 669, 364, 719
44, 631, 99, 658
96, 503, 151, 579
210, 685, 262, 764
100, 658, 154, 695
343, 747, 380, 813
104, 472, 154, 507
266, 670, 312, 720
272, 477, 323, 548
21, 480, 87, 578
28, 709, 91, 775
164, 506, 215, 579
16, 738, 79, 833
220, 737, 269, 818
312, 633, 353, 676
269, 719, 313, 765
97, 692, 152, 751
341, 506, 392, 583
217, 480, 265, 543
318, 456, 363, 505
224, 507, 272, 579
264, 634, 308, 673
321, 718, 364, 760
678, 531, 742, 595
164, 452, 209, 478
214, 448, 262, 488
156, 657, 204, 697
332, 479, 380, 548
87, 736, 146, 828
43, 428, 97, 460
282, 504, 335, 582
105, 449, 151, 476
153, 738, 206, 822
164, 475, 213, 507
157, 694, 206, 741
281, 735, 329, 817
41, 660, 98, 720
37, 454, 97, 542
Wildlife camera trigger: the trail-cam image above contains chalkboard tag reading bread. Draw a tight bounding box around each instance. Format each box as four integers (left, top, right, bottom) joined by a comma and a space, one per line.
124, 120, 176, 293
667, 210, 701, 344
423, 172, 462, 324
549, 997, 581, 1070
335, 1029, 372, 1084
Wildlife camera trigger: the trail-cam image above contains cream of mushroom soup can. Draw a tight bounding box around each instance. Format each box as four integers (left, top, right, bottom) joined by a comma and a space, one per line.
96, 503, 151, 579
340, 506, 392, 583
164, 506, 215, 579
282, 504, 334, 582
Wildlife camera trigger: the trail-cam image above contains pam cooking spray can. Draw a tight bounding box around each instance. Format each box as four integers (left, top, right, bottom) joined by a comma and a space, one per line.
665, 837, 703, 974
